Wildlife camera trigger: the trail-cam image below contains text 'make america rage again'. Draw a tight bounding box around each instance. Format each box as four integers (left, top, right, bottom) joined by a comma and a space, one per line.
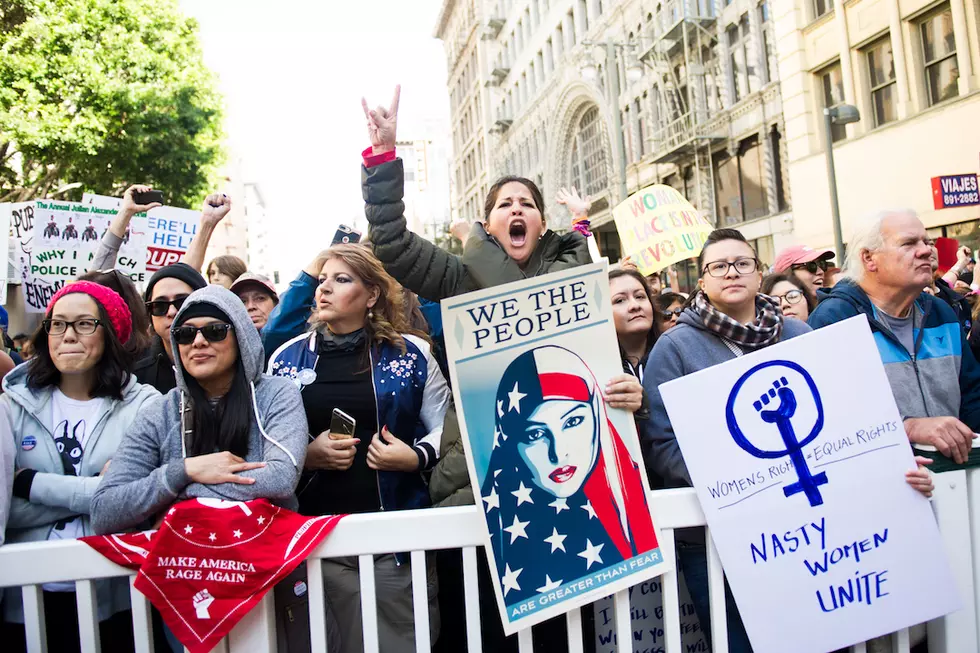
466, 281, 591, 350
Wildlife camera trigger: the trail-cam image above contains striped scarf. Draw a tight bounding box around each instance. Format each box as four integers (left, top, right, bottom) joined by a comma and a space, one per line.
694, 292, 783, 351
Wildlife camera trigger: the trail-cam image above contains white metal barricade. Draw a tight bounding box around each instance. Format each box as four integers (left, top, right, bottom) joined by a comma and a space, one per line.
0, 477, 977, 653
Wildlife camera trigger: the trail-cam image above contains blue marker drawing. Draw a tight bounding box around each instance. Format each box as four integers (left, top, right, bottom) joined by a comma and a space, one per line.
725, 360, 828, 507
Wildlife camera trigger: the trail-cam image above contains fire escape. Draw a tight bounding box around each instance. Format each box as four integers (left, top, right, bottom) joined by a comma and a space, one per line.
638, 0, 725, 222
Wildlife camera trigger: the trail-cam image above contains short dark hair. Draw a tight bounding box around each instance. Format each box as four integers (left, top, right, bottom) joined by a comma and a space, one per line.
484, 176, 546, 224
78, 269, 153, 358
656, 291, 686, 312
697, 228, 756, 274
761, 272, 817, 313
11, 333, 28, 342
608, 268, 661, 358
207, 255, 247, 283
27, 299, 134, 400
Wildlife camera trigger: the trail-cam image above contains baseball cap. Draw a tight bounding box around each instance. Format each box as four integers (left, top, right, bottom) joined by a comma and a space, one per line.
772, 245, 835, 273
230, 272, 279, 305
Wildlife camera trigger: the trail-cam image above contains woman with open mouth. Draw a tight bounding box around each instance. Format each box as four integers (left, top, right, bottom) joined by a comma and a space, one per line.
483, 345, 659, 608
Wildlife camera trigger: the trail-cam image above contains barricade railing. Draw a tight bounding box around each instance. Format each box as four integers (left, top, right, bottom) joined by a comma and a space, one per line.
1, 475, 978, 653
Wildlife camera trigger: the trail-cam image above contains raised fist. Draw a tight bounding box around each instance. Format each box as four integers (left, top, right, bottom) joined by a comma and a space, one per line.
193, 588, 215, 619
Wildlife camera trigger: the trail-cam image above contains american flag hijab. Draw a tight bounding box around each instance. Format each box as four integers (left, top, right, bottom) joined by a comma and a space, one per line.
482, 346, 658, 606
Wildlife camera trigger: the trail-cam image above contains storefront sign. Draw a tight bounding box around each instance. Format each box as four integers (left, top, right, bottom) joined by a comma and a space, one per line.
931, 174, 980, 209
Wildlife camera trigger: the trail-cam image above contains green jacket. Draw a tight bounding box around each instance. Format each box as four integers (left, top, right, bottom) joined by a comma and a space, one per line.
363, 157, 592, 507
363, 158, 590, 302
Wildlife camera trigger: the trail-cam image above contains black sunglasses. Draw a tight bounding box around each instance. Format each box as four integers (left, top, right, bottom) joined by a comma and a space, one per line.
791, 260, 830, 274
146, 295, 189, 317
661, 307, 684, 319
172, 323, 234, 346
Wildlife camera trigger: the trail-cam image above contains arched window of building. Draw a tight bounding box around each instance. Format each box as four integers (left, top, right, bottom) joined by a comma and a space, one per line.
568, 106, 609, 198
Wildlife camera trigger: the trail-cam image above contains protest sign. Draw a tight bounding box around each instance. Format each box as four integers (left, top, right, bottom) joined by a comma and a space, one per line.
658, 315, 959, 653
593, 573, 707, 653
613, 185, 713, 276
441, 262, 670, 635
83, 193, 200, 272
7, 200, 63, 312
32, 199, 148, 288
0, 204, 9, 305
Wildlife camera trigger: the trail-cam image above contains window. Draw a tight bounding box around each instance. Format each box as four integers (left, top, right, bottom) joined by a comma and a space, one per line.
819, 63, 846, 142
569, 106, 609, 198
635, 97, 646, 157
813, 0, 833, 19
920, 7, 959, 105
713, 135, 771, 224
866, 38, 897, 127
728, 25, 745, 103
759, 2, 774, 84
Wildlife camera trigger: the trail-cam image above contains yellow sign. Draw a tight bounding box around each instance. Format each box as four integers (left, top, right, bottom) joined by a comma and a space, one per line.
613, 185, 713, 275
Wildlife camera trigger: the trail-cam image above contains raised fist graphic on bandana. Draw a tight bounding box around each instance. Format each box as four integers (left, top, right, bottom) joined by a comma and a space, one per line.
193, 589, 215, 619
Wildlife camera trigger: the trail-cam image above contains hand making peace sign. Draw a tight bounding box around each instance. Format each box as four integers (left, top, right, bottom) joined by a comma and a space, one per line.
362, 85, 401, 156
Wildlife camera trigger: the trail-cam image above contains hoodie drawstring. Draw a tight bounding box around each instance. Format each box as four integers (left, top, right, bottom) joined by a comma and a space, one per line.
250, 381, 298, 467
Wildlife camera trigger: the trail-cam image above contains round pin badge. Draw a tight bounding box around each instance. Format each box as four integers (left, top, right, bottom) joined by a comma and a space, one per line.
293, 580, 308, 597
297, 368, 317, 386
21, 435, 36, 451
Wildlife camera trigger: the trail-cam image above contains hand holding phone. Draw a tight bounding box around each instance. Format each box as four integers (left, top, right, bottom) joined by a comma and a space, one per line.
329, 408, 356, 440
133, 189, 165, 206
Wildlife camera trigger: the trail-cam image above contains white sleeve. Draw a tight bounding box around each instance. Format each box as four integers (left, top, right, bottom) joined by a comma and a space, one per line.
405, 335, 450, 470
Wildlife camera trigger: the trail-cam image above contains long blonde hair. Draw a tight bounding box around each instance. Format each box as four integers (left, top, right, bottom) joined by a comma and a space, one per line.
308, 244, 428, 353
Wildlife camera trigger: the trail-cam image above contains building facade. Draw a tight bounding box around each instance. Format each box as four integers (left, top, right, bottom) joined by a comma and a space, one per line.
774, 0, 980, 252
435, 0, 793, 291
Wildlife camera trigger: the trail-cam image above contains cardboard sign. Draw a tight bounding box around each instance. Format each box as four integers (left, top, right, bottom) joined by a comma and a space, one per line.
441, 262, 670, 634
658, 316, 959, 653
612, 185, 713, 275
82, 193, 200, 272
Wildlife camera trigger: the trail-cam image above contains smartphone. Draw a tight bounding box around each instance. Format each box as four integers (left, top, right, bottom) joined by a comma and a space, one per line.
133, 189, 164, 206
332, 224, 362, 245
328, 408, 356, 440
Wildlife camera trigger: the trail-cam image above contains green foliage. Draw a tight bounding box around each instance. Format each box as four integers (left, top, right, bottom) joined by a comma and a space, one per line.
0, 0, 225, 207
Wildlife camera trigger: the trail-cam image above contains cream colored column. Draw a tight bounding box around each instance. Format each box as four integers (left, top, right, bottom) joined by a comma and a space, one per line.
886, 0, 912, 118
833, 3, 858, 136
949, 0, 976, 93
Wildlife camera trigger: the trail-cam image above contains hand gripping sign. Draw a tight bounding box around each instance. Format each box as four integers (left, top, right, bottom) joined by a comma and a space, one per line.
726, 361, 828, 507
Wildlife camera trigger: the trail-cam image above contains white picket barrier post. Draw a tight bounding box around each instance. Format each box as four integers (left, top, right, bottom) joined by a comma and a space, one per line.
1, 488, 978, 653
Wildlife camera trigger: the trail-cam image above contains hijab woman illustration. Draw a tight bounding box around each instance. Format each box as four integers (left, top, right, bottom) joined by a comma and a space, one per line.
483, 345, 659, 607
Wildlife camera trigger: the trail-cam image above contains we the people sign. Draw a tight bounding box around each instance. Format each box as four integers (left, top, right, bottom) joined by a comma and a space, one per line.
441, 263, 670, 634
612, 185, 713, 275
659, 316, 959, 653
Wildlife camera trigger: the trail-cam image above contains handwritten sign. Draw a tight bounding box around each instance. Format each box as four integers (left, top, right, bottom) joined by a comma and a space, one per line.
441, 262, 670, 635
82, 193, 200, 272
613, 185, 713, 276
658, 316, 959, 653
6, 200, 62, 313
593, 573, 707, 653
32, 199, 148, 288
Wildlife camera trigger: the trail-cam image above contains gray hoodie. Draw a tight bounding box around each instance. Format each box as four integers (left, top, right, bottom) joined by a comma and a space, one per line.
1, 363, 160, 622
642, 307, 811, 489
91, 285, 309, 535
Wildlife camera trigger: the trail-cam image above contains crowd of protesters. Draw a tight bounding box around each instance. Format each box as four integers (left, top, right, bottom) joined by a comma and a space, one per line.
0, 85, 969, 653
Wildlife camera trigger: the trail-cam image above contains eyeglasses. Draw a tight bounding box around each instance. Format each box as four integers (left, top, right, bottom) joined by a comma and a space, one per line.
661, 307, 684, 319
790, 260, 830, 275
771, 289, 804, 305
43, 318, 102, 336
702, 258, 759, 278
172, 323, 234, 346
146, 295, 189, 317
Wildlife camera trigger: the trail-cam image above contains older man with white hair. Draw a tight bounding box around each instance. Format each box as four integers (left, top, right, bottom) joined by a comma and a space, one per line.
809, 209, 980, 464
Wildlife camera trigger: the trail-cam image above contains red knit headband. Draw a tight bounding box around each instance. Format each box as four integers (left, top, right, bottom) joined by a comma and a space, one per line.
46, 280, 133, 344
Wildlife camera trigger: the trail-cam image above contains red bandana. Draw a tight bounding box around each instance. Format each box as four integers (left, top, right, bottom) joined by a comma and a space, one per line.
82, 498, 344, 653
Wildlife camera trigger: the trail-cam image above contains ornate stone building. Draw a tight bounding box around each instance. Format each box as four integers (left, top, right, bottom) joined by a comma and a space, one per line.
436, 0, 793, 290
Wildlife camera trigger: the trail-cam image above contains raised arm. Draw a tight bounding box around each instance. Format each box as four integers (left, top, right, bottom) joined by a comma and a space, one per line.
89, 184, 162, 272
181, 193, 232, 273
262, 256, 320, 357
362, 86, 467, 301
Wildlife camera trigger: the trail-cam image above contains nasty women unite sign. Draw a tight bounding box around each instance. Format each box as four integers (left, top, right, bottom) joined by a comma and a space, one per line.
612, 185, 713, 276
659, 316, 959, 653
442, 262, 671, 634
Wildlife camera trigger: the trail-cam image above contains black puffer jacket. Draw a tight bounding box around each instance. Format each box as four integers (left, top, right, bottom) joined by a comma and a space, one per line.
363, 157, 590, 302
133, 335, 176, 395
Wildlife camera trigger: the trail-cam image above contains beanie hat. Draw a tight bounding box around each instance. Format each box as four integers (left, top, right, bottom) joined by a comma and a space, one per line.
46, 280, 133, 344
174, 302, 232, 329
144, 263, 207, 302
